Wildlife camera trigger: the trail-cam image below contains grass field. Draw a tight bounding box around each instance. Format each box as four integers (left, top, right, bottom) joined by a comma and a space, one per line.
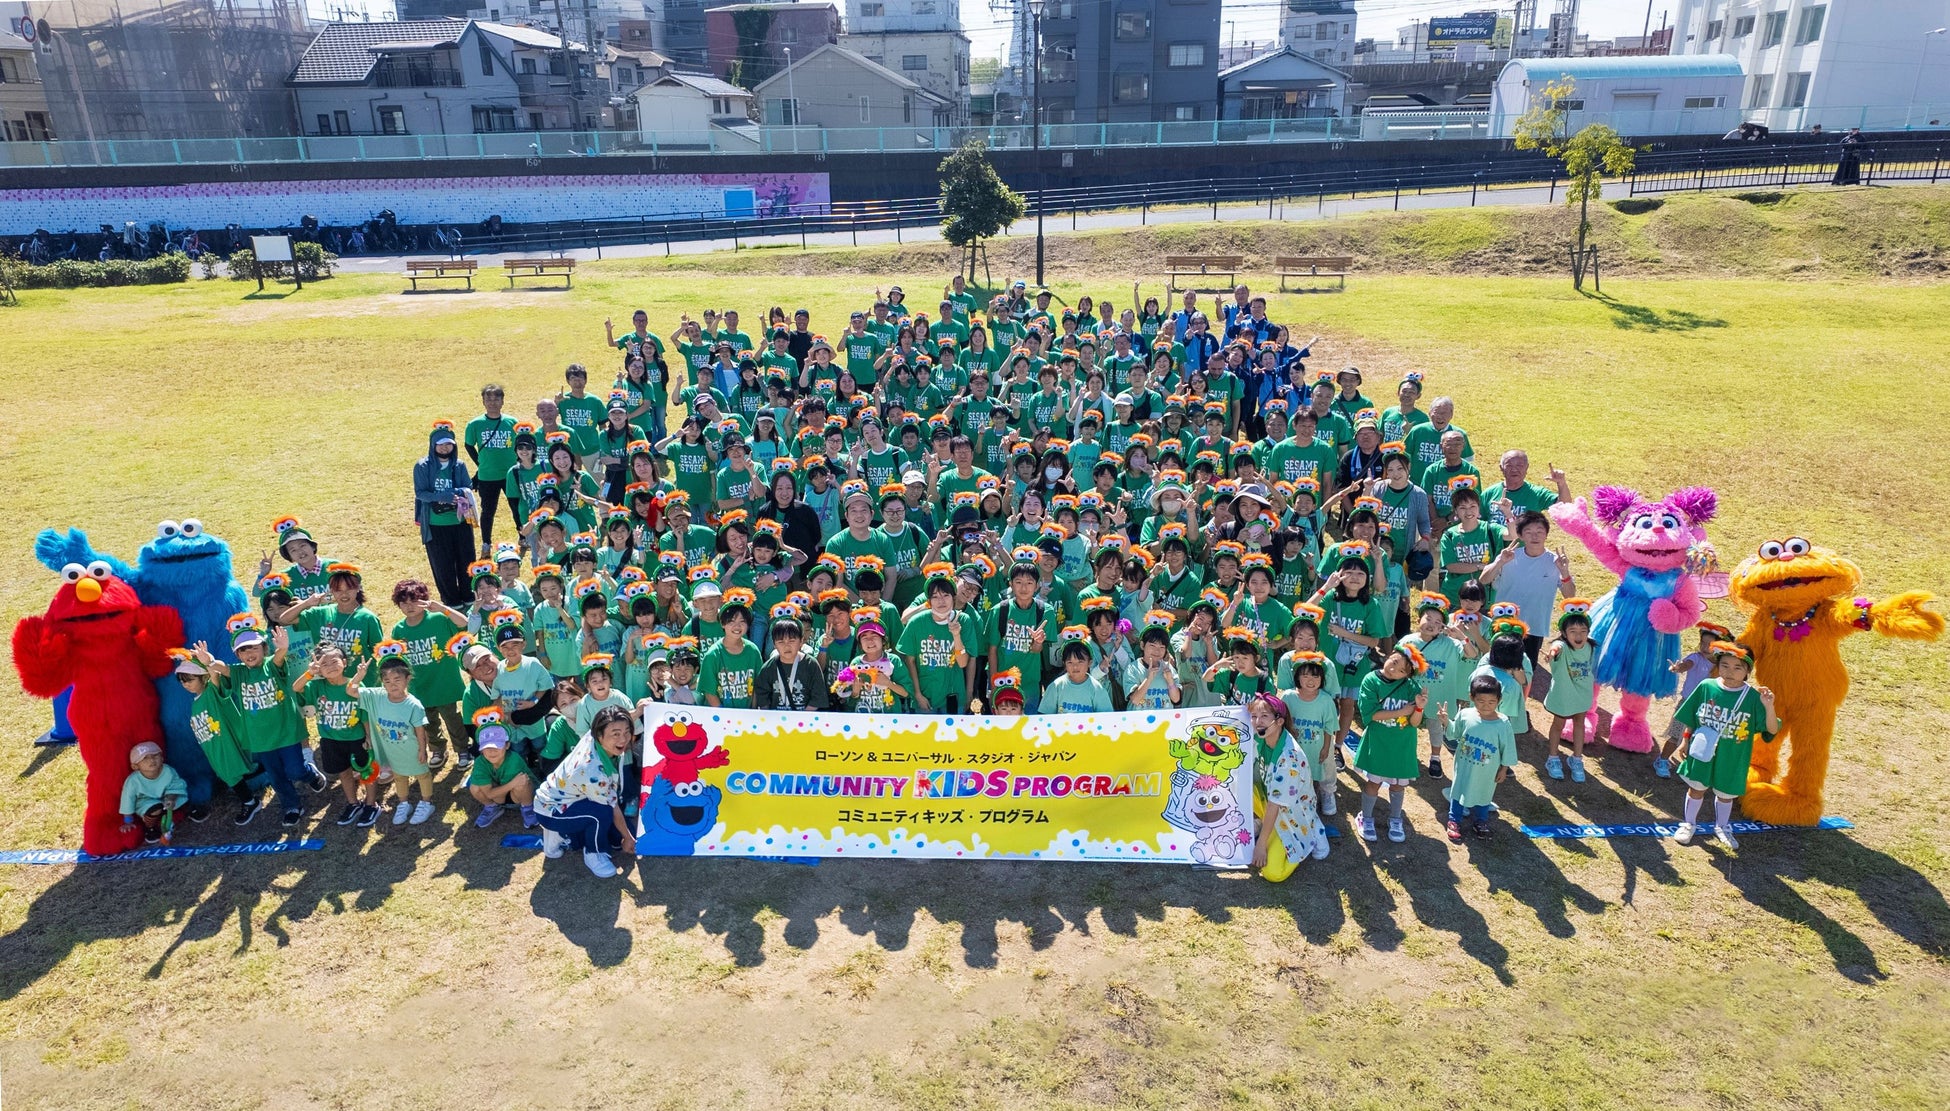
2, 194, 1949, 1108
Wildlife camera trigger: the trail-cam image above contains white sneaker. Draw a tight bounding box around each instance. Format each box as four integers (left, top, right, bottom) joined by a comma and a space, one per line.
1359, 816, 1378, 842
1672, 821, 1697, 845
1714, 825, 1739, 850
1568, 756, 1587, 784
1387, 817, 1406, 843
1318, 786, 1337, 816
1545, 755, 1565, 780
583, 850, 618, 878
409, 800, 434, 825
391, 800, 411, 825
1310, 838, 1330, 860
541, 828, 565, 859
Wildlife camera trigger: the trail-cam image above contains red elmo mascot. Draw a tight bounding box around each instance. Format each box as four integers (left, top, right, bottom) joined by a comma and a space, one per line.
13, 561, 181, 855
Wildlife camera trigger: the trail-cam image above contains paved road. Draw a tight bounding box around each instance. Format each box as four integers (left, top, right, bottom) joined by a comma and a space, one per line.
329, 181, 1571, 275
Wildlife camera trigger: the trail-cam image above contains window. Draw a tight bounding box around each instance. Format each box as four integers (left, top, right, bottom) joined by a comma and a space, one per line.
1761, 10, 1786, 48
520, 57, 537, 73
1795, 5, 1824, 45
1744, 74, 1772, 108
1313, 47, 1333, 61
1781, 71, 1811, 107
4, 120, 25, 141
1167, 42, 1205, 67
316, 113, 331, 134
902, 94, 912, 123
913, 0, 936, 12
1172, 104, 1198, 120
1291, 25, 1312, 39
1682, 95, 1724, 109
528, 110, 543, 129
780, 26, 797, 43
1705, 18, 1723, 41
902, 54, 928, 70
377, 105, 405, 134
1316, 20, 1334, 39
23, 111, 51, 140
773, 97, 801, 124
712, 96, 734, 114
859, 95, 870, 121
859, 2, 883, 15
1732, 14, 1755, 37
471, 105, 492, 131
480, 43, 495, 76
334, 109, 350, 134
0, 56, 19, 82
1113, 71, 1149, 101
1116, 11, 1150, 40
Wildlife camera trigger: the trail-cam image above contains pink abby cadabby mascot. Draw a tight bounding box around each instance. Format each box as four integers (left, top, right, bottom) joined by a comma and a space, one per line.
1548, 485, 1717, 753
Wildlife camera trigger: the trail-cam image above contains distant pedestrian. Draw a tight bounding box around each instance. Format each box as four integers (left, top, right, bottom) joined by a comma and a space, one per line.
1831, 128, 1866, 186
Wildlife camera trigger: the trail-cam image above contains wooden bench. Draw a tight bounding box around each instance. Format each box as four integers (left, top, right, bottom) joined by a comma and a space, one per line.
1164, 254, 1244, 293
403, 258, 478, 290
503, 257, 576, 289
1274, 255, 1353, 292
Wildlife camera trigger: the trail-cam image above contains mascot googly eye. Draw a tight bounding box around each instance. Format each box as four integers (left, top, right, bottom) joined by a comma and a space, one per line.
1659, 513, 1680, 530
180, 519, 203, 537
672, 711, 692, 727
61, 563, 86, 584
158, 520, 181, 539
1784, 537, 1811, 557
86, 561, 113, 581
1758, 540, 1785, 561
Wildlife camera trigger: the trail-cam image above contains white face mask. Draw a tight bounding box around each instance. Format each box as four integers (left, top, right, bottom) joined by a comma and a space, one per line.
1161, 497, 1184, 515
1045, 465, 1063, 481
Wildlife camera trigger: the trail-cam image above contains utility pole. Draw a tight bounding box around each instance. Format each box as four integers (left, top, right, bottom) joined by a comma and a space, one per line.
1029, 0, 1045, 286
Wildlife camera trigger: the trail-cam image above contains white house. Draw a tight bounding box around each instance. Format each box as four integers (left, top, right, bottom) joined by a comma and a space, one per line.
1670, 0, 1950, 130
1490, 54, 1746, 138
630, 69, 755, 145
837, 0, 968, 124
1219, 46, 1348, 120
751, 42, 949, 131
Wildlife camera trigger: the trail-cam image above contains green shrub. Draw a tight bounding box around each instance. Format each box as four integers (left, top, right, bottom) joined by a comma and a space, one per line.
8, 252, 195, 289
1609, 197, 1665, 215
230, 243, 338, 281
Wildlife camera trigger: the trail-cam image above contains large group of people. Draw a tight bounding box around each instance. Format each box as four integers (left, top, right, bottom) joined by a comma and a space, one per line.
149, 275, 1779, 878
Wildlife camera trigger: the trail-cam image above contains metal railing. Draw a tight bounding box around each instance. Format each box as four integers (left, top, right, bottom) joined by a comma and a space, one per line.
1627, 137, 1947, 194
6, 104, 1947, 169
372, 63, 464, 88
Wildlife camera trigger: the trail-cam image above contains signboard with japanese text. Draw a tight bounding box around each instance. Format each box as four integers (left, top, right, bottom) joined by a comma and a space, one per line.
635, 705, 1255, 867
1429, 12, 1500, 43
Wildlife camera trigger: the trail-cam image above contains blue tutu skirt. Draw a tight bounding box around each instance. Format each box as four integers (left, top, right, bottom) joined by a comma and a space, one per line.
1588, 567, 1681, 698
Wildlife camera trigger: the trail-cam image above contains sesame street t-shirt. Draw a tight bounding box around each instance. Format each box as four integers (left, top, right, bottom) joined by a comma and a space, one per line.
465, 415, 519, 482
299, 677, 365, 743
699, 640, 763, 709
390, 612, 465, 707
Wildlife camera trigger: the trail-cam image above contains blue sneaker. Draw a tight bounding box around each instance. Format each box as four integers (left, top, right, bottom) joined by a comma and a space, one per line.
1653, 756, 1672, 779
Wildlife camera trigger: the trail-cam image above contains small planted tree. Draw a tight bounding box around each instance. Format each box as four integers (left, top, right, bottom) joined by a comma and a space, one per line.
938, 139, 1026, 281
1513, 77, 1639, 289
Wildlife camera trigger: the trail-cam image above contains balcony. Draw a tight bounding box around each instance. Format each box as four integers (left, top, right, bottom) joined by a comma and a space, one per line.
515, 72, 568, 97
373, 62, 463, 88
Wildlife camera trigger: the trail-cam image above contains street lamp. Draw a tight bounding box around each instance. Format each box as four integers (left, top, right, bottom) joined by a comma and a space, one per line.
1911, 28, 1947, 128
1029, 0, 1045, 285
783, 45, 797, 151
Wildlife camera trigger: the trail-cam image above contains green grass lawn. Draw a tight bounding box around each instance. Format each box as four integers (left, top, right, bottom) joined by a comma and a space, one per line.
1, 245, 1948, 1108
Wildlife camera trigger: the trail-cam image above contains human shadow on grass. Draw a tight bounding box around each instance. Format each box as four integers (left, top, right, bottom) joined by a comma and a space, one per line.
15, 743, 70, 780
1717, 831, 1950, 984
1580, 290, 1729, 333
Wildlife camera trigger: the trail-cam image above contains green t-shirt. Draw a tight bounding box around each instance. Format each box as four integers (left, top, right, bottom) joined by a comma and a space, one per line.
1544, 639, 1598, 717
188, 682, 256, 785
1038, 674, 1113, 714
297, 605, 387, 673
226, 659, 301, 754
1354, 670, 1421, 779
492, 656, 555, 741
1404, 422, 1471, 473
699, 639, 763, 708
1380, 405, 1430, 445
1282, 688, 1341, 776
1445, 707, 1517, 808
466, 414, 520, 482
1673, 679, 1775, 797
531, 601, 581, 678
714, 462, 763, 508
1322, 593, 1388, 679
842, 331, 886, 385
990, 598, 1057, 684
935, 466, 993, 517
1234, 596, 1294, 647
1399, 630, 1470, 707
823, 527, 896, 579
468, 748, 533, 789
663, 439, 714, 506
897, 610, 976, 706
557, 393, 608, 460
299, 676, 365, 743
357, 686, 429, 776
1482, 480, 1560, 530
391, 612, 465, 707
542, 715, 581, 760
658, 524, 719, 574
1439, 521, 1505, 603
1419, 459, 1481, 517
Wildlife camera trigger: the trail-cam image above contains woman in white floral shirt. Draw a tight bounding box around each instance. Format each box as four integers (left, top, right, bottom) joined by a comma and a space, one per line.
534, 705, 637, 877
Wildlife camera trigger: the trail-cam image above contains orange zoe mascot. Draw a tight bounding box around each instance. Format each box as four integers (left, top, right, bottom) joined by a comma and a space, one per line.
13, 560, 183, 855
1729, 537, 1943, 826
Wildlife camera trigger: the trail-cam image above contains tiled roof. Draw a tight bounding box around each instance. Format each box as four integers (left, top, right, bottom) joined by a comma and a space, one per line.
289, 19, 469, 85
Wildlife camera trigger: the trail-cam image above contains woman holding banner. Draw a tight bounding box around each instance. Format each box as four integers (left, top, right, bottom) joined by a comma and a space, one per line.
533, 705, 637, 877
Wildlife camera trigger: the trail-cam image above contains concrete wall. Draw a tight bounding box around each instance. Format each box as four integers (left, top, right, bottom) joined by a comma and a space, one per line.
0, 169, 830, 233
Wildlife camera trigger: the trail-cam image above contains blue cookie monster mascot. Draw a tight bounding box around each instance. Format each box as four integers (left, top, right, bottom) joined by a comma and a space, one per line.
36, 520, 250, 810
636, 776, 722, 856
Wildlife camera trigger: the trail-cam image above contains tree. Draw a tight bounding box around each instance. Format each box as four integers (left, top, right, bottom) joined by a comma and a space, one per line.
1512, 77, 1639, 289
937, 139, 1026, 281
